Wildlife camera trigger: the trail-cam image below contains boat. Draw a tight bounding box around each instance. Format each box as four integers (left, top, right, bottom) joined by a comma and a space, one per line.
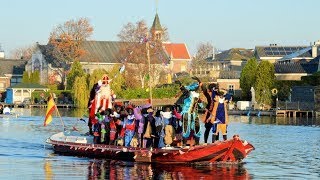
46, 132, 254, 164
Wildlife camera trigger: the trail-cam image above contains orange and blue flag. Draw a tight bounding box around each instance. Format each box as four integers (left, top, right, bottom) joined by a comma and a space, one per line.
44, 96, 56, 126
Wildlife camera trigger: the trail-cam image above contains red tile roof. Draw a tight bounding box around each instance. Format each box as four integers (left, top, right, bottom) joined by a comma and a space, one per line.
163, 43, 191, 60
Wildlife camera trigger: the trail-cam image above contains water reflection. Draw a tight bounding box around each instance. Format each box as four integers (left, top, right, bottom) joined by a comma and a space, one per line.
44, 160, 53, 180
85, 159, 250, 179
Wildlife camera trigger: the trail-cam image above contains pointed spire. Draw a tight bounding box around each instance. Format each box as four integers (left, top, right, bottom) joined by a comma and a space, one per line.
151, 13, 163, 31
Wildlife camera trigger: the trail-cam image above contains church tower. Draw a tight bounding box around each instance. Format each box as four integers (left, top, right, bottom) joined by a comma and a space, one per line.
151, 13, 163, 41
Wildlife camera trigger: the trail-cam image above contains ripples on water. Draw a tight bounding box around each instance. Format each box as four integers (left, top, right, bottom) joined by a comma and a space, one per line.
0, 109, 319, 179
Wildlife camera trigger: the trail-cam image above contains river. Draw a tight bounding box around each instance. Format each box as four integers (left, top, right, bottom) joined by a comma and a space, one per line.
0, 108, 319, 179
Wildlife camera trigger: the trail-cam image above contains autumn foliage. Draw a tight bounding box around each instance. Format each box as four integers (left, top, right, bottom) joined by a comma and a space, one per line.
49, 17, 93, 62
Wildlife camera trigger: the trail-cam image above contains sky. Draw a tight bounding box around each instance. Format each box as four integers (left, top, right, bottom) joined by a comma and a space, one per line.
1, 0, 320, 58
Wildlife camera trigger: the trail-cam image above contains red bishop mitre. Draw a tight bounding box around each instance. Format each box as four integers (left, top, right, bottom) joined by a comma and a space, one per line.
102, 74, 109, 84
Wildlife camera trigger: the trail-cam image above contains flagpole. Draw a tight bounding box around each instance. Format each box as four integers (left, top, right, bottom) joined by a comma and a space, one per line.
55, 105, 66, 131
146, 32, 153, 106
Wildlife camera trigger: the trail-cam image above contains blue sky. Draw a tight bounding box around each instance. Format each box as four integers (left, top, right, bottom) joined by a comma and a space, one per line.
1, 0, 319, 57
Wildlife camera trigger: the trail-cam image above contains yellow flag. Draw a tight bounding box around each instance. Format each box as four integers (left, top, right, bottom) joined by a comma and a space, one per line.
44, 97, 56, 126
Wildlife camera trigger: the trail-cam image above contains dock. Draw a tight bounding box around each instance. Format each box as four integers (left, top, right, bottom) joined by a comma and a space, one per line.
276, 110, 313, 117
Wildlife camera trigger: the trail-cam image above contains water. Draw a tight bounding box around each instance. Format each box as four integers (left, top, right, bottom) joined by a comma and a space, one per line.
0, 108, 319, 179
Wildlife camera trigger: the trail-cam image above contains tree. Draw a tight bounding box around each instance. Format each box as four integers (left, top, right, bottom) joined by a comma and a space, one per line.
109, 65, 126, 94
191, 42, 214, 72
49, 17, 93, 62
301, 71, 320, 86
22, 71, 40, 84
240, 58, 258, 100
73, 76, 89, 109
67, 60, 85, 90
117, 20, 168, 88
48, 17, 93, 89
10, 44, 36, 60
254, 60, 275, 109
31, 70, 40, 84
22, 71, 30, 83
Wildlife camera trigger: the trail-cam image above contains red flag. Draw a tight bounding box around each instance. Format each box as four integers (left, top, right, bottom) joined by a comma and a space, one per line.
44, 96, 56, 126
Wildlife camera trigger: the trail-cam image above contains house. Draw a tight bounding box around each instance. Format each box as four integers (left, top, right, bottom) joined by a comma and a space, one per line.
255, 42, 320, 81
214, 48, 254, 78
0, 58, 27, 92
254, 43, 320, 64
5, 83, 49, 104
163, 42, 191, 74
192, 48, 254, 79
274, 57, 319, 80
191, 48, 253, 95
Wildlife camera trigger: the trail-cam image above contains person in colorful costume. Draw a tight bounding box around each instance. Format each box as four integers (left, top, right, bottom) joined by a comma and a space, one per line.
161, 106, 176, 147
210, 90, 232, 141
112, 103, 126, 140
100, 108, 112, 144
142, 107, 156, 148
201, 82, 219, 144
172, 104, 183, 146
87, 82, 101, 135
176, 77, 202, 146
95, 74, 115, 112
109, 113, 119, 145
93, 109, 103, 144
119, 105, 136, 147
154, 110, 164, 148
87, 75, 116, 135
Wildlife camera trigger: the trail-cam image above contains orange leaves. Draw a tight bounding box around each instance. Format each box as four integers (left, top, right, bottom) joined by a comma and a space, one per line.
48, 17, 93, 62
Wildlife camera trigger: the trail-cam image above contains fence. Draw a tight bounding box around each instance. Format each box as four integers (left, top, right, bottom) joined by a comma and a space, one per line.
277, 101, 315, 111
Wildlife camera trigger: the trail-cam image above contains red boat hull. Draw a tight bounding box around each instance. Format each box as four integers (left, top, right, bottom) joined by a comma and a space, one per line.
47, 133, 254, 163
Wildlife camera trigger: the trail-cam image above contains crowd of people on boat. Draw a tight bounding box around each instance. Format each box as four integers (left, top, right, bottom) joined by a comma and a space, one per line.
86, 74, 232, 148
88, 102, 184, 148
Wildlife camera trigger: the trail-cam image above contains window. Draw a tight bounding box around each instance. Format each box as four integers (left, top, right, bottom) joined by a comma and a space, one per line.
181, 65, 186, 72
228, 84, 234, 95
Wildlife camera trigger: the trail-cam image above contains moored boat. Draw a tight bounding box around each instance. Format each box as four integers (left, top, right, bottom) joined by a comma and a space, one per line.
46, 132, 254, 164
